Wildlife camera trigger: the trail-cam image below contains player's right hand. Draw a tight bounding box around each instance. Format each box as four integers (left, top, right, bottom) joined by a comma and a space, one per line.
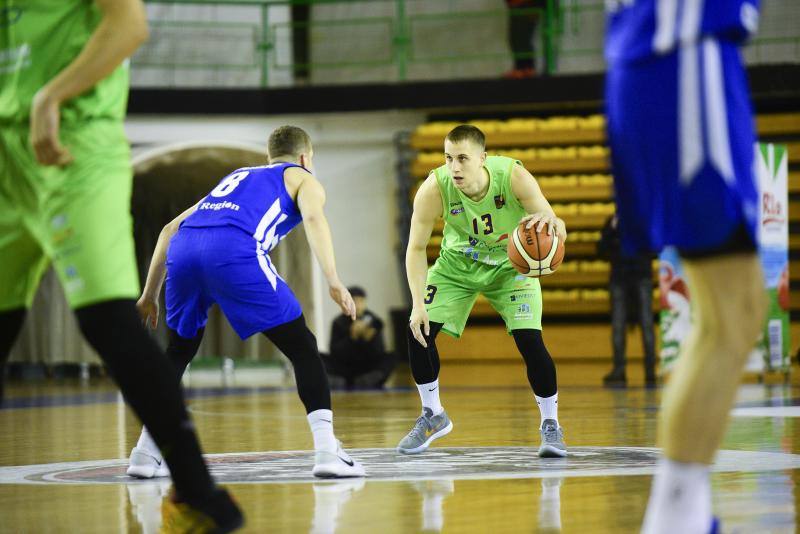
329, 282, 356, 320
29, 88, 73, 167
136, 295, 159, 330
409, 306, 430, 348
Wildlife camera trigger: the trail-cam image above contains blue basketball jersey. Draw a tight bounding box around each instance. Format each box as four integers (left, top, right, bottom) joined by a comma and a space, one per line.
605, 0, 760, 66
182, 162, 304, 254
167, 163, 307, 338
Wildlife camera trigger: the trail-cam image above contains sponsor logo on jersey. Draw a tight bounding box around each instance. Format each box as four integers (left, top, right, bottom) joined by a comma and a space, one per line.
514, 303, 533, 319
0, 44, 30, 74
199, 201, 241, 212
450, 207, 465, 215
494, 195, 505, 209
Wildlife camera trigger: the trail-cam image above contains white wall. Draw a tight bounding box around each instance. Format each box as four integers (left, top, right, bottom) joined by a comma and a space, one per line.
133, 3, 294, 87
126, 110, 425, 350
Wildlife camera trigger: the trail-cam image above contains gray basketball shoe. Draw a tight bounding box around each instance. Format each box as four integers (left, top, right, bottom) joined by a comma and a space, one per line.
538, 419, 567, 458
397, 407, 453, 454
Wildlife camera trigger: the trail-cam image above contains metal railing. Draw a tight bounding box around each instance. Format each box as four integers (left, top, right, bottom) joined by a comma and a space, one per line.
135, 0, 560, 87
134, 0, 799, 88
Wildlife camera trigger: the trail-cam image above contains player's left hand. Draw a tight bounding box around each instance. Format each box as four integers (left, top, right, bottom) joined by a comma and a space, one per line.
520, 212, 567, 242
329, 281, 356, 320
30, 88, 73, 167
136, 295, 159, 330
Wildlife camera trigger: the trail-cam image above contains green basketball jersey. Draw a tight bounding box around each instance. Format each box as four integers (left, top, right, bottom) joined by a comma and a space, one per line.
0, 0, 129, 126
433, 155, 528, 267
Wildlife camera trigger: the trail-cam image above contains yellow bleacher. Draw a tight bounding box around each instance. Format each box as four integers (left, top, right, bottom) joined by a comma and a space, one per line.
408, 112, 800, 320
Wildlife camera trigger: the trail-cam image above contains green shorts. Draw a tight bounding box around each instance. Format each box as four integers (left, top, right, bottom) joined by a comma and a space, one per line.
0, 120, 139, 311
424, 251, 543, 337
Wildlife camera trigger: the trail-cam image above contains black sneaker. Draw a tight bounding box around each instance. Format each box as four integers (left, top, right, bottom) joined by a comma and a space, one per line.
644, 373, 658, 388
603, 368, 627, 387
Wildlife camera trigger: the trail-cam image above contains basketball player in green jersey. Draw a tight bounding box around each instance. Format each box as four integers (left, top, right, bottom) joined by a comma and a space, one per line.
398, 125, 568, 457
0, 1, 242, 530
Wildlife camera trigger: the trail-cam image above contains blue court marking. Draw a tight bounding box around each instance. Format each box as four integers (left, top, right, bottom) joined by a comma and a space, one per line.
0, 387, 284, 411
0, 385, 412, 411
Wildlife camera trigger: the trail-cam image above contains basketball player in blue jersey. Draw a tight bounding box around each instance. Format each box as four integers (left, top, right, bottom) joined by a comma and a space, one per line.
605, 1, 764, 533
126, 125, 365, 479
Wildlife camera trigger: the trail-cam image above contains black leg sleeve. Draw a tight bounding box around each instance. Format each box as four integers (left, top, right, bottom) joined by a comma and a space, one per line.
407, 322, 444, 385
74, 299, 214, 502
166, 327, 205, 381
512, 328, 558, 398
263, 315, 330, 413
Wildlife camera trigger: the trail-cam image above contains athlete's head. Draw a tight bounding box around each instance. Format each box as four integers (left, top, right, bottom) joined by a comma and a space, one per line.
268, 125, 314, 171
444, 125, 487, 192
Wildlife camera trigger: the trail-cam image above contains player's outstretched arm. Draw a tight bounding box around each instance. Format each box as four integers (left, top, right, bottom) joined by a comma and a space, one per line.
296, 172, 356, 320
137, 201, 200, 329
30, 0, 149, 166
406, 175, 442, 348
511, 163, 567, 242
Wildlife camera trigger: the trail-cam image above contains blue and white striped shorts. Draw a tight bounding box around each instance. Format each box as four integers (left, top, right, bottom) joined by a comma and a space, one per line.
165, 226, 302, 339
606, 37, 758, 256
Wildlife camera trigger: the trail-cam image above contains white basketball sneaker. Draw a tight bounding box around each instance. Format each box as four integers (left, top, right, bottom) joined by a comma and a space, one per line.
127, 446, 170, 479
312, 441, 366, 478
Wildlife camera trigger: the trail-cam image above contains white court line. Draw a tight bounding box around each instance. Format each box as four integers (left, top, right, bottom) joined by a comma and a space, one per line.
732, 406, 800, 418
2, 447, 800, 486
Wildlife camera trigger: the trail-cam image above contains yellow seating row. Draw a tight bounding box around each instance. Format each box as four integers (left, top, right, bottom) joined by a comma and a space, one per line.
414, 112, 799, 139
538, 174, 613, 188
415, 115, 606, 136
415, 146, 610, 166
541, 288, 659, 301
550, 202, 615, 216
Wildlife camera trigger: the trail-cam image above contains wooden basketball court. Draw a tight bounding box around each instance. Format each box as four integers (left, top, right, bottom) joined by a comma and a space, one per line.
1, 363, 798, 533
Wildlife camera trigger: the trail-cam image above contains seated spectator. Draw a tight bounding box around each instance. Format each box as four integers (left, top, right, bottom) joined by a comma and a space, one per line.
322, 286, 395, 389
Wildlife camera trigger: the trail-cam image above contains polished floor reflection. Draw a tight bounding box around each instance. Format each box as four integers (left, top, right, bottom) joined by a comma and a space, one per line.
1, 376, 799, 533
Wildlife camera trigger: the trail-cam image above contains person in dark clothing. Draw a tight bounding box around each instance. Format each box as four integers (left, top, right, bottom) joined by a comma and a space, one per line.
597, 215, 657, 387
504, 0, 558, 78
323, 286, 396, 389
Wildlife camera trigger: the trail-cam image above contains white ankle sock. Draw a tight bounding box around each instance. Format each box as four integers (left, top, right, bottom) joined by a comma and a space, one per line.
535, 393, 558, 427
417, 379, 443, 415
136, 427, 161, 458
641, 458, 712, 534
307, 409, 337, 453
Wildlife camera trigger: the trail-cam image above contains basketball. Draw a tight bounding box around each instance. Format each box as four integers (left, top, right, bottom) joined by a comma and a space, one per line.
507, 221, 565, 277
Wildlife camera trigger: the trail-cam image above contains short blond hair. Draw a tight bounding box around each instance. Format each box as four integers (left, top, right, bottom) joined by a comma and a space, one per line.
445, 125, 485, 150
268, 125, 312, 160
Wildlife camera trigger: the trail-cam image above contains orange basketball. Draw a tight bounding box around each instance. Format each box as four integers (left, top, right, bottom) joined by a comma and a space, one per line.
507, 221, 565, 277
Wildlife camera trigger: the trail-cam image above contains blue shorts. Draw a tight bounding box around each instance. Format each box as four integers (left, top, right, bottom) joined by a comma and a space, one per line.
606, 37, 759, 256
165, 226, 302, 339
